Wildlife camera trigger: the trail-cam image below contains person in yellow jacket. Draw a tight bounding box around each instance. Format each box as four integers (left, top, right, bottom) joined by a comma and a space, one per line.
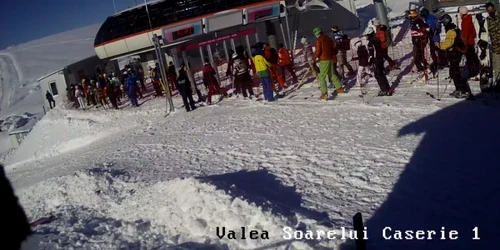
435, 14, 472, 99
252, 46, 274, 101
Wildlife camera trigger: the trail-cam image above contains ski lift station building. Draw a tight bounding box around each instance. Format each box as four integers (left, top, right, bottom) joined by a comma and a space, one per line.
92, 0, 360, 73
36, 56, 120, 112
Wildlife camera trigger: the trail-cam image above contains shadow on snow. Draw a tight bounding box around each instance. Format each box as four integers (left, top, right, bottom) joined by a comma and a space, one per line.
339, 93, 500, 250
197, 169, 335, 228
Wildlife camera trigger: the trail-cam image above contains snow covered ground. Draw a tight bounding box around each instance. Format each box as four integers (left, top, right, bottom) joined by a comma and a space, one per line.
2, 0, 500, 249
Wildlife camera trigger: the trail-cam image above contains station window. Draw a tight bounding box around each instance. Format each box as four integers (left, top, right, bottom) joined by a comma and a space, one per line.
49, 82, 59, 96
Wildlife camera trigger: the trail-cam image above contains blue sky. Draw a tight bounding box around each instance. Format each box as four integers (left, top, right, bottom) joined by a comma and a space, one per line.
0, 0, 141, 50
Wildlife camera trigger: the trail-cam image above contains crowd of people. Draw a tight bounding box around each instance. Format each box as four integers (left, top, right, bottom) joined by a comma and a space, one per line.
348, 2, 500, 99
66, 64, 148, 110
65, 2, 500, 111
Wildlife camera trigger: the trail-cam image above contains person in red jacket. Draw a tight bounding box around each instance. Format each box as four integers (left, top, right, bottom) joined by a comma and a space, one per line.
202, 58, 228, 104
459, 6, 480, 78
278, 43, 298, 84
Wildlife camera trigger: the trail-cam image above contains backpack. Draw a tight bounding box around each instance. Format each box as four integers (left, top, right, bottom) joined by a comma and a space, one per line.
453, 28, 467, 54
233, 58, 249, 76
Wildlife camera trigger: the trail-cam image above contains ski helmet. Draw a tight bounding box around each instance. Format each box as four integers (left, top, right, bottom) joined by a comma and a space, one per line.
312, 27, 322, 36
408, 9, 418, 19
458, 6, 469, 16
439, 14, 452, 26
363, 27, 375, 36
300, 36, 308, 45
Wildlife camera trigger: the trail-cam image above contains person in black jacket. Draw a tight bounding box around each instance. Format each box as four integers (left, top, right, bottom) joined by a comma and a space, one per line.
354, 39, 372, 87
177, 64, 197, 112
46, 90, 56, 109
408, 9, 430, 74
366, 28, 393, 96
0, 165, 32, 249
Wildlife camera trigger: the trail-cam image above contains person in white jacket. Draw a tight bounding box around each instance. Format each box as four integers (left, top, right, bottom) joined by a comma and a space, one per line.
75, 85, 86, 110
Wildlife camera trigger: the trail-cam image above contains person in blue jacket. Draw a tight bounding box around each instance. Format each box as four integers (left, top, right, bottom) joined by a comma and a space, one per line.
127, 72, 139, 107
420, 8, 446, 69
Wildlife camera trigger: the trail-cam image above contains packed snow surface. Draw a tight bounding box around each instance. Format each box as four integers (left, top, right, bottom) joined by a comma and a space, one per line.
3, 0, 500, 249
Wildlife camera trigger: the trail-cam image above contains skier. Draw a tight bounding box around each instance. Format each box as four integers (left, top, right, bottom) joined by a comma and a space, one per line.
232, 49, 255, 99
107, 80, 119, 109
167, 62, 177, 93
300, 36, 319, 79
420, 8, 446, 70
331, 25, 355, 79
354, 38, 373, 88
263, 43, 286, 91
278, 43, 298, 84
226, 49, 236, 79
253, 45, 274, 101
486, 2, 500, 90
75, 85, 86, 110
127, 73, 139, 107
436, 14, 472, 98
312, 26, 344, 101
375, 23, 397, 71
408, 9, 430, 76
45, 90, 56, 109
130, 69, 143, 99
459, 6, 481, 78
111, 73, 122, 105
152, 64, 164, 97
88, 80, 98, 106
176, 64, 197, 112
82, 78, 90, 106
203, 58, 228, 104
366, 27, 393, 96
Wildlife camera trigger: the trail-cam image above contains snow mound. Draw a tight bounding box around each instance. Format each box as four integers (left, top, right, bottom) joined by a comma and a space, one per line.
18, 167, 301, 250
5, 108, 119, 167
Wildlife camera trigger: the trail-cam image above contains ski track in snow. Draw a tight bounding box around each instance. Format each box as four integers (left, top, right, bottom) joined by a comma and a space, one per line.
0, 53, 19, 110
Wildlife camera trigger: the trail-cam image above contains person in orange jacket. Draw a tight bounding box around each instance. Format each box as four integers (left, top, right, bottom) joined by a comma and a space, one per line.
263, 43, 286, 92
278, 43, 298, 84
375, 24, 397, 70
313, 27, 344, 100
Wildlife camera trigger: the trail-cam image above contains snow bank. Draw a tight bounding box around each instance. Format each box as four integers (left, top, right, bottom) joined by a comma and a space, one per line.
5, 108, 128, 168
18, 167, 305, 250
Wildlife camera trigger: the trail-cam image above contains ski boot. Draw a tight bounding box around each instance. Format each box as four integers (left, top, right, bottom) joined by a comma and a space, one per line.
320, 93, 328, 101
377, 90, 394, 96
449, 90, 460, 97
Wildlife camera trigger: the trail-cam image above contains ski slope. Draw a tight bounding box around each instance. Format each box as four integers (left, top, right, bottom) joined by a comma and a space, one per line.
2, 0, 499, 249
0, 24, 99, 156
